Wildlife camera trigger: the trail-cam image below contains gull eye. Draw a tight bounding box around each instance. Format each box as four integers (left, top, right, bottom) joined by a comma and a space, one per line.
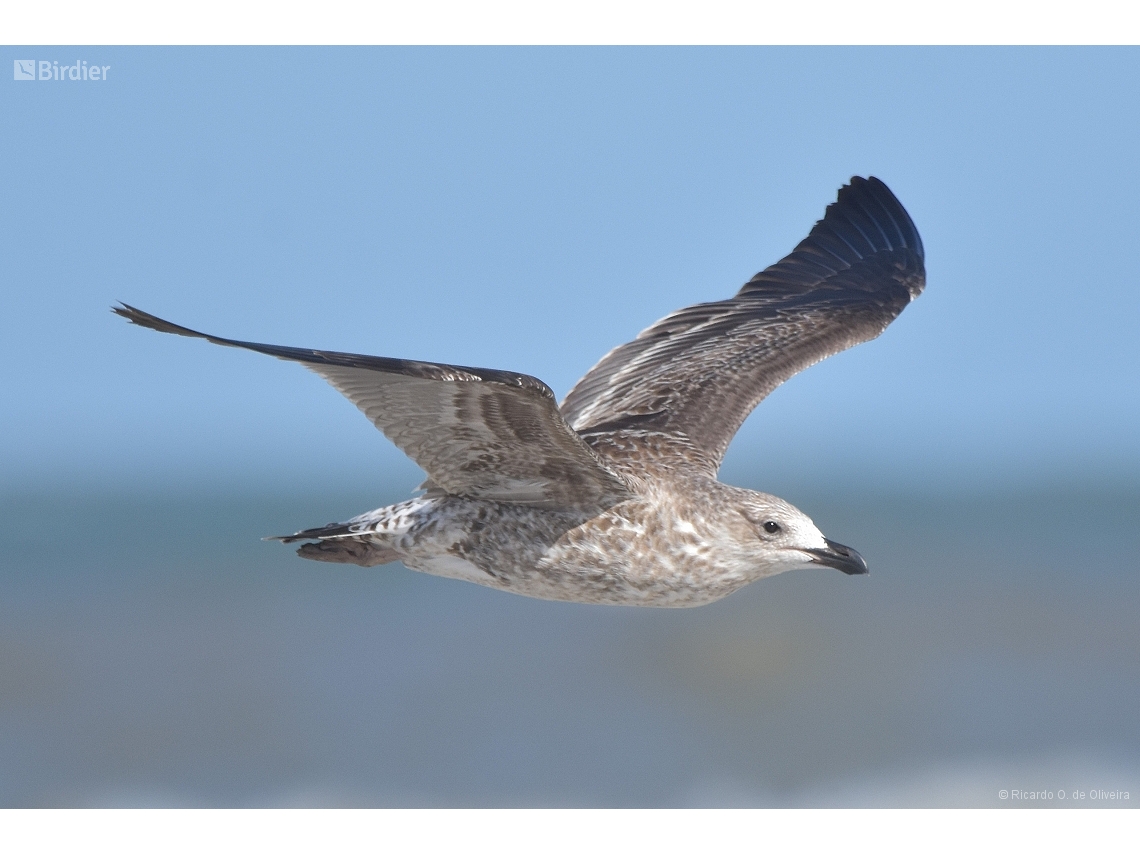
763, 521, 781, 534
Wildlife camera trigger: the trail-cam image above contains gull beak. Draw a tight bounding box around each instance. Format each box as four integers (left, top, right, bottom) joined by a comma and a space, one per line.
805, 538, 869, 576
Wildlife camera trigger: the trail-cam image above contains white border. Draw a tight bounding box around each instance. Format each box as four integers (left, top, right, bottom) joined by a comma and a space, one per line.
1, 809, 1137, 854
4, 0, 1139, 45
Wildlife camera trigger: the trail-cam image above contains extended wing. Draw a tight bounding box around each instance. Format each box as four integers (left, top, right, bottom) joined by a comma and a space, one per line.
114, 305, 633, 510
560, 176, 925, 473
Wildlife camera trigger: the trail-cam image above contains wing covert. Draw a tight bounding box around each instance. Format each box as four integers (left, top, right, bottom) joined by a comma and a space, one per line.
560, 176, 925, 473
114, 304, 633, 510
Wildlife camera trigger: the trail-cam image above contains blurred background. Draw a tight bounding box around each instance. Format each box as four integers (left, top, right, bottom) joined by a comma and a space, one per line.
1, 47, 1137, 806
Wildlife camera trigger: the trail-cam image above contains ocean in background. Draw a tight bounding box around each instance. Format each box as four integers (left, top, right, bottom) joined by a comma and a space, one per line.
1, 478, 1137, 807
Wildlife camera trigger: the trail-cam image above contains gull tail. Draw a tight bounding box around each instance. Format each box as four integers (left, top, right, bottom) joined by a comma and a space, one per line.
267, 522, 401, 566
294, 539, 401, 567
270, 521, 359, 544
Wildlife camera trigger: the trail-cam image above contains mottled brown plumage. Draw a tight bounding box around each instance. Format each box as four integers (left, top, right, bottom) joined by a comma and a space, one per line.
562, 176, 924, 472
115, 176, 924, 607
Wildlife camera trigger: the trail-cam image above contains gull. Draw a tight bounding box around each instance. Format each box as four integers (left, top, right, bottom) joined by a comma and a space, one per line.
115, 176, 924, 607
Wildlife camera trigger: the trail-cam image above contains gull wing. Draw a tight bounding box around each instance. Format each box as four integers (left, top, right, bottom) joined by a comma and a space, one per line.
560, 176, 925, 473
114, 305, 633, 510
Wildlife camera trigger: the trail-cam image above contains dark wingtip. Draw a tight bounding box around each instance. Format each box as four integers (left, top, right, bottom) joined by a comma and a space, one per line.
829, 175, 925, 262
740, 174, 926, 300
112, 303, 208, 339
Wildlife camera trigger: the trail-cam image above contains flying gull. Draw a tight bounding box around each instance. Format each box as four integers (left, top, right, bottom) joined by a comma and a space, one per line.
114, 176, 924, 607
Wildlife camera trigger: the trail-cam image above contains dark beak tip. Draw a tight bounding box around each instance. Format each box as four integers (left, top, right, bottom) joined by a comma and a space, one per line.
810, 539, 869, 576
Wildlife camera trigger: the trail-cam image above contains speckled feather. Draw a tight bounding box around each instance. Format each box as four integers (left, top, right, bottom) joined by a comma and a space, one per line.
561, 177, 925, 471
115, 176, 924, 607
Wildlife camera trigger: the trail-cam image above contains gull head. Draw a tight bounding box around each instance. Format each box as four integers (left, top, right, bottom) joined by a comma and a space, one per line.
732, 490, 869, 578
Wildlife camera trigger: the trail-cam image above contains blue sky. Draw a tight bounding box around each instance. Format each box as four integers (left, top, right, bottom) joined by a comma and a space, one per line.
2, 47, 1138, 494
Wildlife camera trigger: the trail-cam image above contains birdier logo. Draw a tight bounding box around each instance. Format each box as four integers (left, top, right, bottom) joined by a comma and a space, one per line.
13, 59, 111, 81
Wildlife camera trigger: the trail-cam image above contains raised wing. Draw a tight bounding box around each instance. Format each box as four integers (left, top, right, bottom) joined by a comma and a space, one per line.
114, 304, 633, 510
560, 176, 925, 473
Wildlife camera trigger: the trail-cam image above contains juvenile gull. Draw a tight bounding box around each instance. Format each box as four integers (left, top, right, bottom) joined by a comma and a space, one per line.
114, 176, 924, 607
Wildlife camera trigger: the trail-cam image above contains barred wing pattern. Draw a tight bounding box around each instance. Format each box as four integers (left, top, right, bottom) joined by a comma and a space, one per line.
113, 305, 633, 510
560, 176, 925, 473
